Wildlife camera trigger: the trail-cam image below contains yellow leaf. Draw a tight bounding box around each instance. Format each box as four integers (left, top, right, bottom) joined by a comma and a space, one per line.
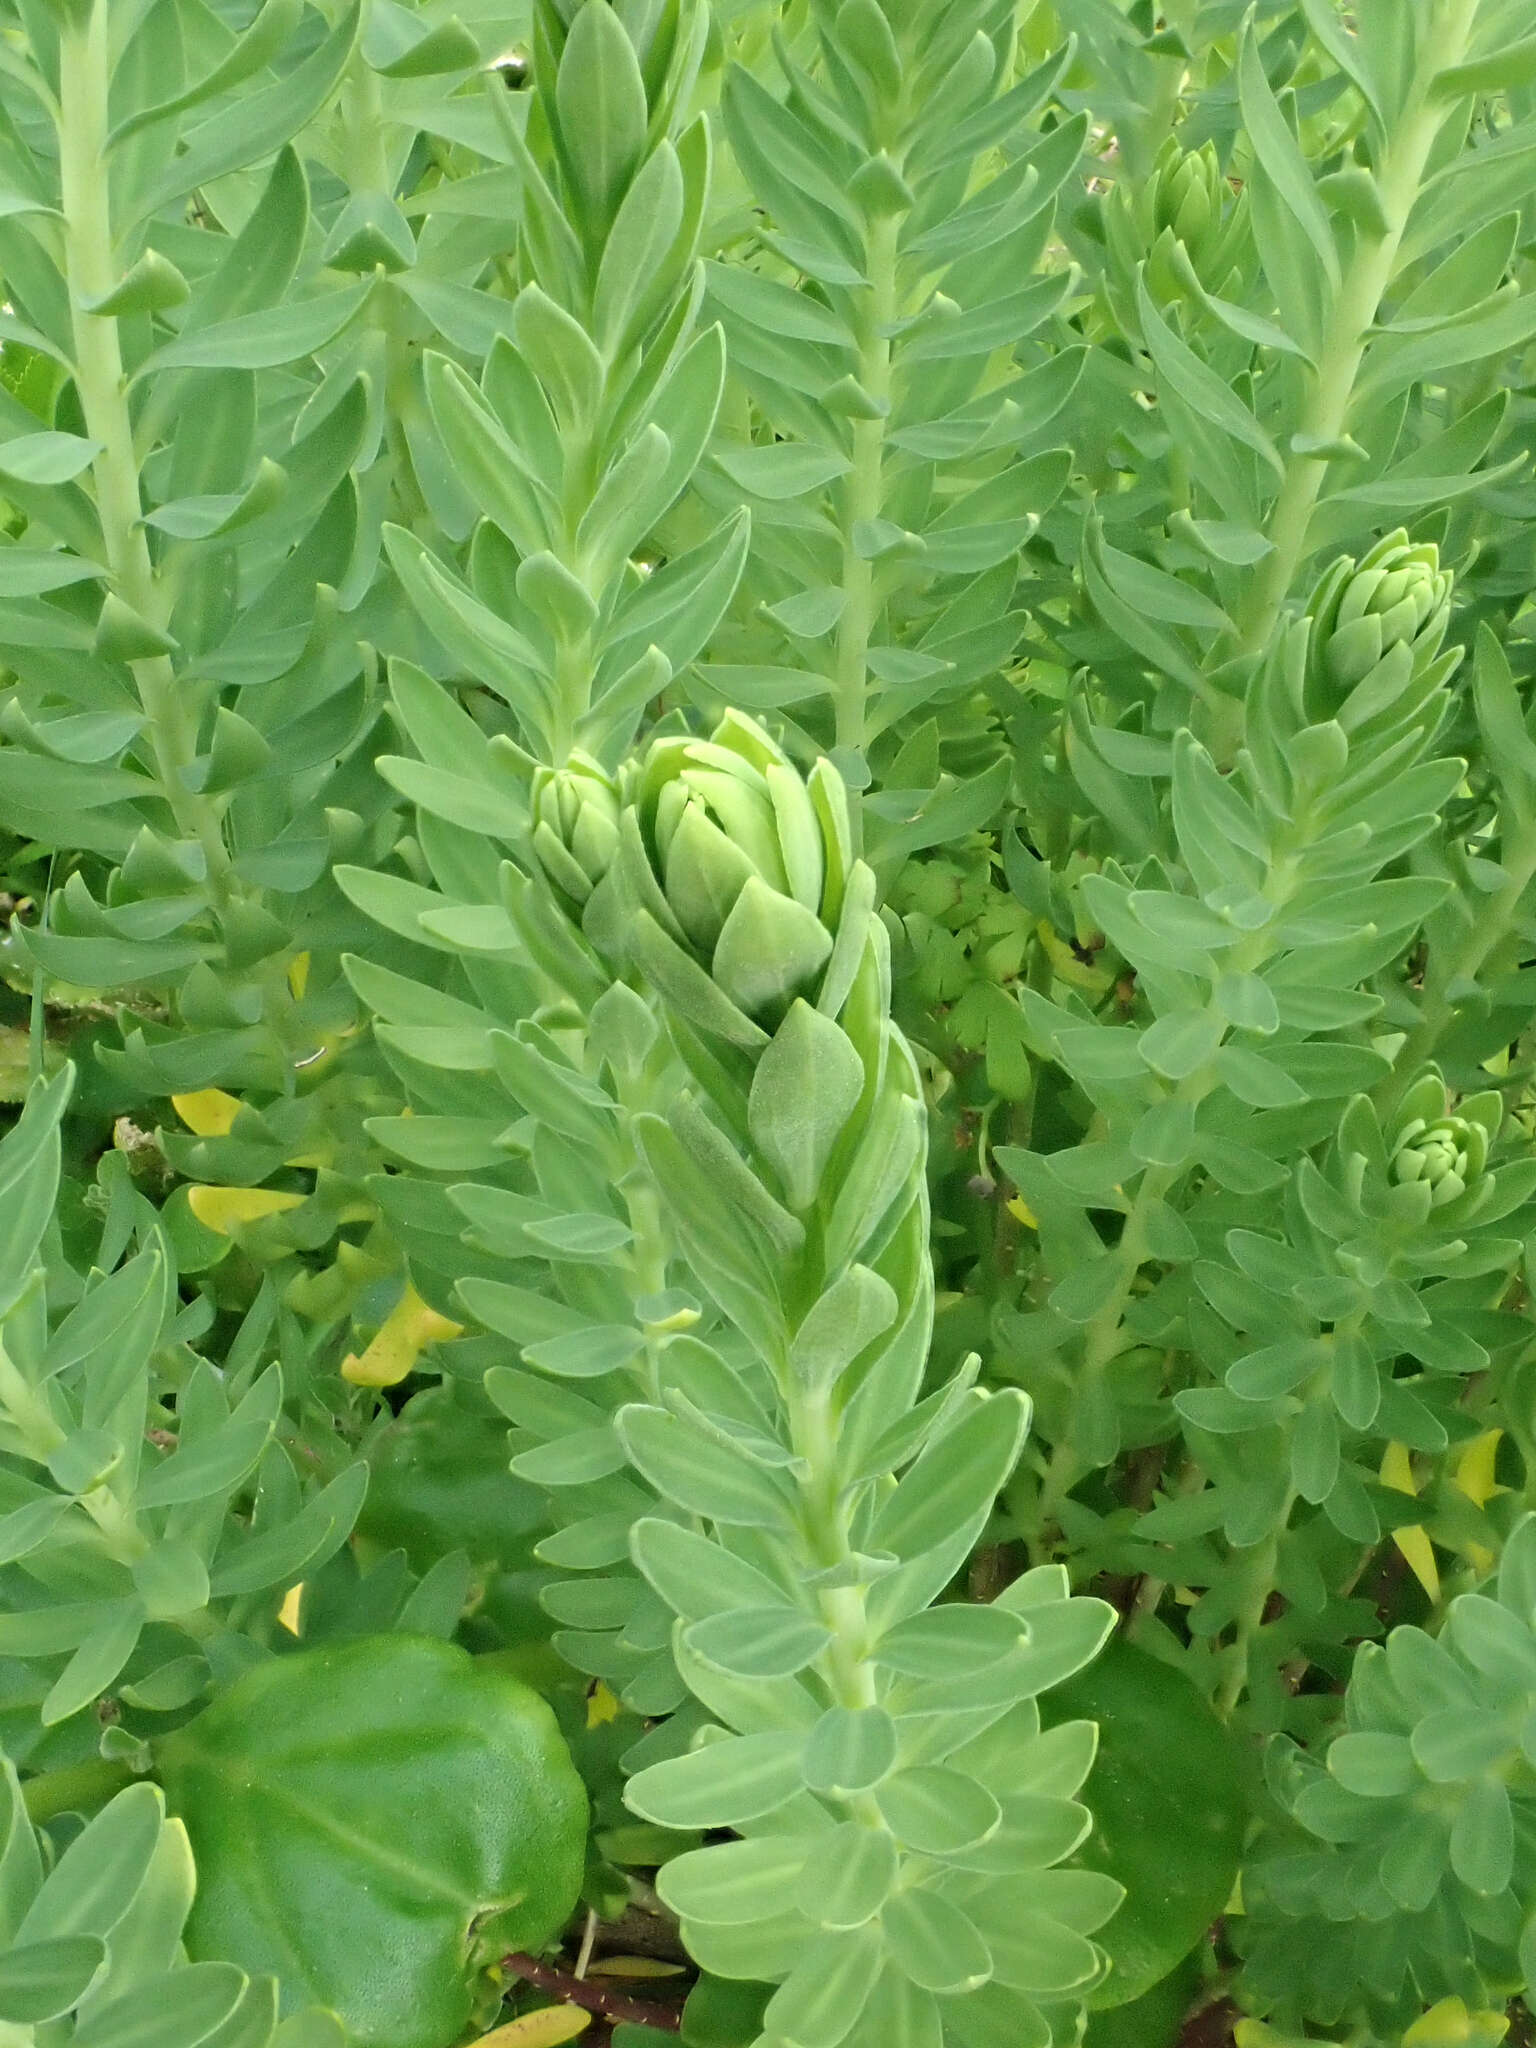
1392, 1523, 1440, 1604
172, 1088, 243, 1138
1453, 1430, 1504, 1510
1006, 1195, 1038, 1229
584, 1957, 684, 1979
1403, 1995, 1509, 2046
288, 951, 310, 1000
1380, 1443, 1439, 1601
1451, 1430, 1504, 1574
187, 1185, 305, 1235
341, 1282, 465, 1389
472, 2010, 591, 2047
1379, 1441, 1418, 1496
1224, 1871, 1244, 1915
277, 1585, 303, 1636
585, 1681, 621, 1730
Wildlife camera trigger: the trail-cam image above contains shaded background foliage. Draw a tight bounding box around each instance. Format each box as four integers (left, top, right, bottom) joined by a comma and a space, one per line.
0, 0, 1531, 2044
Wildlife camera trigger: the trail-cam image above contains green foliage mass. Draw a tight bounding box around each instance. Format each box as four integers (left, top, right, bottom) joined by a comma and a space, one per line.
0, 1, 1531, 2046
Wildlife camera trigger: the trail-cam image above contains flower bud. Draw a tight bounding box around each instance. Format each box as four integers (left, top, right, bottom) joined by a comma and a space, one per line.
619, 711, 861, 1034
1110, 139, 1240, 306
530, 753, 623, 912
1387, 1071, 1499, 1220
1154, 141, 1223, 256
1310, 532, 1452, 705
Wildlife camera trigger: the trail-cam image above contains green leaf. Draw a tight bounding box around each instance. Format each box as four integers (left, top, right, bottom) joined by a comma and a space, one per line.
616, 1404, 795, 1528
68, 1960, 246, 2047
1041, 1642, 1245, 2007
684, 1608, 832, 1679
626, 1731, 806, 1829
1137, 281, 1284, 481
1432, 33, 1536, 100
658, 1837, 812, 1928
801, 1705, 898, 1797
110, 0, 304, 144
133, 285, 373, 380
0, 1936, 105, 2024
555, 1, 649, 231
1137, 1009, 1224, 1081
126, 3, 364, 228
872, 1392, 1030, 1561
17, 1782, 163, 1940
875, 1767, 1002, 1854
160, 1637, 586, 2048
1238, 32, 1341, 291
0, 433, 101, 483
747, 1000, 865, 1213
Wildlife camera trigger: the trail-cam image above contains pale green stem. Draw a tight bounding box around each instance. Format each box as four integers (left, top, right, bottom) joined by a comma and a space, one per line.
341, 50, 433, 533
1036, 1167, 1172, 1527
1217, 1304, 1368, 1717
833, 211, 900, 783
789, 1382, 886, 1830
1378, 810, 1536, 1117
1217, 1483, 1298, 1720
1035, 848, 1306, 1534
1229, 0, 1481, 668
56, 2, 232, 902
21, 1756, 134, 1823
620, 1152, 672, 1409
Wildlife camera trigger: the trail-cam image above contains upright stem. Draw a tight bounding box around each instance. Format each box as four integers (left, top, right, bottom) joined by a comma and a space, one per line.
1230, 0, 1480, 664
789, 1381, 886, 1831
1378, 810, 1536, 1117
1216, 1485, 1297, 1720
833, 211, 900, 787
20, 1756, 134, 1823
56, 2, 231, 900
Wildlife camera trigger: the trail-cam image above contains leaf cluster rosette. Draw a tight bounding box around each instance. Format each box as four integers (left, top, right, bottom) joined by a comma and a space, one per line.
0, 1753, 325, 2046
1306, 533, 1457, 733
617, 708, 861, 1037
1102, 137, 1249, 315
1242, 1516, 1536, 2035
529, 753, 628, 917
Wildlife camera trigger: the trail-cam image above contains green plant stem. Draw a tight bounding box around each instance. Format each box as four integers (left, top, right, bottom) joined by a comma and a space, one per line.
833, 210, 900, 784
617, 1097, 675, 1410
56, 1, 232, 904
1217, 1482, 1297, 1720
1229, 0, 1480, 667
1032, 834, 1314, 1536
20, 1757, 134, 1823
788, 1378, 887, 1832
1036, 1167, 1171, 1531
342, 51, 433, 536
1378, 811, 1536, 1116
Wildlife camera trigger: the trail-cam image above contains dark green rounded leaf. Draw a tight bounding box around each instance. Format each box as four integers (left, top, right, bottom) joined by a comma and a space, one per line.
1042, 1642, 1245, 2008
160, 1636, 587, 2048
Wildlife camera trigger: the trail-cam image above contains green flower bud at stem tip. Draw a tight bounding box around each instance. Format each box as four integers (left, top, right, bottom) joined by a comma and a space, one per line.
621, 712, 868, 1031
530, 753, 623, 911
1309, 531, 1454, 707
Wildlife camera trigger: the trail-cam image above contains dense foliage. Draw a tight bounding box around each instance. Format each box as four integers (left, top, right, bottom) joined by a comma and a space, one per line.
0, 0, 1533, 2044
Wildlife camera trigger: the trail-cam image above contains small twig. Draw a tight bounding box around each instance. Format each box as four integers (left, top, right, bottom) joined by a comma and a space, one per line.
573, 1910, 598, 1981
500, 1953, 684, 2033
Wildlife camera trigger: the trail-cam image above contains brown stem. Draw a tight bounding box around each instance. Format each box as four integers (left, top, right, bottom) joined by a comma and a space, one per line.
499, 1953, 684, 2032
1176, 1997, 1240, 2048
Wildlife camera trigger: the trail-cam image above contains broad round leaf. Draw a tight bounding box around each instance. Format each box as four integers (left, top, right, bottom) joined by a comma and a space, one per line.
160, 1636, 587, 2048
1041, 1641, 1244, 2009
